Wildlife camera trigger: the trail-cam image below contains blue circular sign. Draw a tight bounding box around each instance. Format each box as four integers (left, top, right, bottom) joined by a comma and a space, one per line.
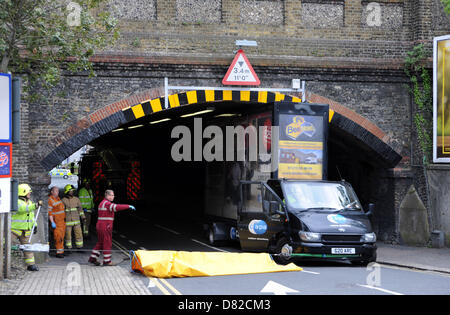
248, 220, 268, 235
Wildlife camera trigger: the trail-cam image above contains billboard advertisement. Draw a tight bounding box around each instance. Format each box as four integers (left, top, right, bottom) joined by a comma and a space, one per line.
0, 143, 12, 178
277, 114, 325, 179
433, 35, 450, 162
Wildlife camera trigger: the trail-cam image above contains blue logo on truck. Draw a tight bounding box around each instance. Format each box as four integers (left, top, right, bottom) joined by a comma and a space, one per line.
327, 214, 347, 224
248, 220, 268, 235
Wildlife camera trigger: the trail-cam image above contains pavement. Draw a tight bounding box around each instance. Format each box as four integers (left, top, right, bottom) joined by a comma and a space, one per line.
1, 241, 449, 295
0, 236, 151, 295
376, 242, 450, 274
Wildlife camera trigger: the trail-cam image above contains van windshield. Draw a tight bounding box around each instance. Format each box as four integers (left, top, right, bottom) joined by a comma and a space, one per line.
282, 182, 362, 212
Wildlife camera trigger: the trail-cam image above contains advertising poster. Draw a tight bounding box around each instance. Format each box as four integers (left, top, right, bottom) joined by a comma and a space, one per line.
278, 114, 324, 179
434, 35, 450, 162
0, 143, 12, 178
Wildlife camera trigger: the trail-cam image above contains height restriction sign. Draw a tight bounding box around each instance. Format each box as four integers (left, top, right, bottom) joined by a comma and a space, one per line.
222, 49, 260, 86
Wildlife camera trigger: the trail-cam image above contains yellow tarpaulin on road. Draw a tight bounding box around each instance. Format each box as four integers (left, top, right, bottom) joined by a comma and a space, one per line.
130, 250, 302, 278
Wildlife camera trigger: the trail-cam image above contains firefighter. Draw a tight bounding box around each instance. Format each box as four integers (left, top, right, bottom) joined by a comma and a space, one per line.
88, 190, 135, 266
11, 183, 42, 271
78, 179, 94, 238
48, 186, 65, 258
62, 184, 85, 252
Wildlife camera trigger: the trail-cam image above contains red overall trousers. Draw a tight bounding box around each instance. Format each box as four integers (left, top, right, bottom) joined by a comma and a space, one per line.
89, 199, 129, 265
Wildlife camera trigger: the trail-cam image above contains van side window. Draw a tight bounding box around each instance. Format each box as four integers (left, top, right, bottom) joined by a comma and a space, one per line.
262, 185, 283, 215
241, 183, 263, 213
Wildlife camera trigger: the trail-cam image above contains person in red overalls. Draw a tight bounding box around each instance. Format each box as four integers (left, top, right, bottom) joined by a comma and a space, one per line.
88, 189, 135, 266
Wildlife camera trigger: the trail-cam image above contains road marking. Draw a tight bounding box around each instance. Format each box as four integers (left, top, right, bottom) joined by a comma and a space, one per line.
260, 280, 299, 295
147, 277, 182, 295
160, 278, 182, 295
154, 224, 181, 235
148, 277, 171, 295
128, 240, 137, 245
357, 284, 404, 295
190, 238, 229, 253
113, 235, 136, 256
112, 239, 130, 256
301, 270, 320, 275
139, 247, 147, 250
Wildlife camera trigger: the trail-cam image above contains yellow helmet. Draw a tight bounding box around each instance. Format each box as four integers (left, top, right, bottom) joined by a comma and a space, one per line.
64, 184, 76, 194
18, 184, 32, 197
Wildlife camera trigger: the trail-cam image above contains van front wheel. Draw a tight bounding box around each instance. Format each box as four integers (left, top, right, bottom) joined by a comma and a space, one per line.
272, 237, 292, 265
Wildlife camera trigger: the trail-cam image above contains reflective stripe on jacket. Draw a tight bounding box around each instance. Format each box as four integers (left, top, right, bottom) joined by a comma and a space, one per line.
97, 199, 130, 222
11, 199, 37, 231
61, 196, 84, 226
78, 187, 94, 211
48, 195, 65, 224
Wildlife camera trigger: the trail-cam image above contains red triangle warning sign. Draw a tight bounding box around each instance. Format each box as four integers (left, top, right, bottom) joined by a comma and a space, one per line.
222, 49, 260, 86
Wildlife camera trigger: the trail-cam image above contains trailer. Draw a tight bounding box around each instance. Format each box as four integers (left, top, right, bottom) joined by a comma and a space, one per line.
204, 101, 377, 265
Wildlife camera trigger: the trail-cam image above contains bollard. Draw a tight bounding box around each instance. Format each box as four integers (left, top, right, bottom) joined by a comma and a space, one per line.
431, 230, 445, 248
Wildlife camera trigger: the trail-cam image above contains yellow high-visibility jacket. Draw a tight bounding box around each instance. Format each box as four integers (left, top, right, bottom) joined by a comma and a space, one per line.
12, 198, 37, 231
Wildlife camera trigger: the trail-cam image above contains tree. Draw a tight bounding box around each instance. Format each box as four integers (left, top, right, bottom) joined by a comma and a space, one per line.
0, 0, 118, 88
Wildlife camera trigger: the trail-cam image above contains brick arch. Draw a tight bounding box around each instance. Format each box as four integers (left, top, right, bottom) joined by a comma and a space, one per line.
39, 87, 402, 171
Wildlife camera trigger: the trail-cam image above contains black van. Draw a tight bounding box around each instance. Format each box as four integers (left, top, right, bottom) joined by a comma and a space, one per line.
237, 179, 377, 266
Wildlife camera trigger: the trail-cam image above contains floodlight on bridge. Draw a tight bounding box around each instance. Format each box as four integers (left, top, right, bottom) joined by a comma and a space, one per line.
235, 40, 258, 47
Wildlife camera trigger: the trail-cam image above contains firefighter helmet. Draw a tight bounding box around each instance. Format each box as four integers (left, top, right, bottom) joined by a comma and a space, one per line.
64, 184, 76, 194
18, 184, 32, 197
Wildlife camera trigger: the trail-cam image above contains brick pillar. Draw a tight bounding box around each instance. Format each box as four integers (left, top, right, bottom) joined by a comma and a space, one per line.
285, 0, 302, 34
157, 0, 176, 22
408, 0, 434, 42
345, 0, 362, 28
222, 0, 241, 25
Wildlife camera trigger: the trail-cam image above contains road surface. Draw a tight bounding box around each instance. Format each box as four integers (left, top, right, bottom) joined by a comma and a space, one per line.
108, 211, 450, 296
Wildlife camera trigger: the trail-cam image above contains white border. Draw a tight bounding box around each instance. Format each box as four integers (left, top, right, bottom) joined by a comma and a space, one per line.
0, 73, 12, 142
0, 178, 11, 213
433, 35, 450, 163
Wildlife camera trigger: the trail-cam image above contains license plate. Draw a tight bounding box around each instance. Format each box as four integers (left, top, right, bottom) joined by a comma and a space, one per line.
331, 248, 355, 255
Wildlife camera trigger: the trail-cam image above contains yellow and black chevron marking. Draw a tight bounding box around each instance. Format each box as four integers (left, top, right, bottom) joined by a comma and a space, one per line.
122, 90, 303, 123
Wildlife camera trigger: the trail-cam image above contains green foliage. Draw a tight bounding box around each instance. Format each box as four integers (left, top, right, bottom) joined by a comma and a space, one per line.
404, 44, 433, 165
0, 0, 119, 90
441, 0, 450, 14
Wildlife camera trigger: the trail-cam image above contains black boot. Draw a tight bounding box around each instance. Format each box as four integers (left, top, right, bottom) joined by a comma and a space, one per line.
27, 265, 39, 271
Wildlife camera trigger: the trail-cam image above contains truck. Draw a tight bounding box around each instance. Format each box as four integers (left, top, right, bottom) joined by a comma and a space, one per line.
204, 101, 377, 266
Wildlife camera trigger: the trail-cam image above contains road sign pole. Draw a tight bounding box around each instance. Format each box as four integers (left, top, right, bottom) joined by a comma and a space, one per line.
5, 212, 10, 279
0, 214, 3, 280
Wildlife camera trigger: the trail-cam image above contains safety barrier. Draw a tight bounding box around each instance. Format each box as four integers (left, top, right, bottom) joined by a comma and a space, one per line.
130, 250, 302, 278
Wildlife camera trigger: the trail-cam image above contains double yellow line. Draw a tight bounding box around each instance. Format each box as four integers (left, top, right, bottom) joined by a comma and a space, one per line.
112, 238, 182, 295
149, 277, 182, 295
111, 239, 129, 256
